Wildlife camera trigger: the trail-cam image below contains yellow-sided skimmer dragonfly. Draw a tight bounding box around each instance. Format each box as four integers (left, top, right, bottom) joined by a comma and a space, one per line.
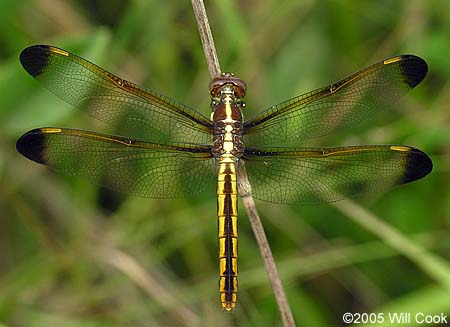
17, 45, 432, 311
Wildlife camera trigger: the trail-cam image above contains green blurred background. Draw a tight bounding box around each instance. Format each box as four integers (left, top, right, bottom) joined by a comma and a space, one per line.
1, 1, 449, 326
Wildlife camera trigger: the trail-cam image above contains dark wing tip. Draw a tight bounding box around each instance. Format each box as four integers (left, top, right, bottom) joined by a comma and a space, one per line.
398, 55, 428, 88
401, 147, 433, 184
16, 128, 48, 164
20, 45, 53, 78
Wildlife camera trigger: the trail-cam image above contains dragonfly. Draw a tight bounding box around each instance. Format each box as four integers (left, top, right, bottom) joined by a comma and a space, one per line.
17, 45, 432, 311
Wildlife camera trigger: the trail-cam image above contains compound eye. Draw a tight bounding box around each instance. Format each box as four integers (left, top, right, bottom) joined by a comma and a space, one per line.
234, 86, 246, 99
210, 85, 221, 97
209, 77, 227, 96
230, 78, 246, 98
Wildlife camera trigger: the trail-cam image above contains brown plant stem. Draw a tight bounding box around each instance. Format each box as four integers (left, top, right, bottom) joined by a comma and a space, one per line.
239, 164, 296, 327
191, 1, 296, 325
191, 0, 221, 77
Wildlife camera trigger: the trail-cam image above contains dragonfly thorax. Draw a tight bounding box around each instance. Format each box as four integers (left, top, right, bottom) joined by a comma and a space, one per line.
210, 73, 246, 125
211, 74, 245, 158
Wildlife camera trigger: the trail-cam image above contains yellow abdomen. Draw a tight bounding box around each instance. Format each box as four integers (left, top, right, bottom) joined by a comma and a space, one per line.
217, 157, 238, 311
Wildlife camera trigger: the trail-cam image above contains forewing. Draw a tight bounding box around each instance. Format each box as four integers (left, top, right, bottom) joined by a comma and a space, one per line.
244, 55, 427, 146
16, 128, 215, 198
20, 45, 213, 144
241, 145, 432, 204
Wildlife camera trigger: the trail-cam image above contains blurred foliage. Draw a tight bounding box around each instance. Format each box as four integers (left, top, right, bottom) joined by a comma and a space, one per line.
0, 0, 449, 326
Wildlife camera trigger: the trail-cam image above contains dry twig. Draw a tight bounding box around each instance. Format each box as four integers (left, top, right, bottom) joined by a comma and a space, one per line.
191, 1, 296, 325
191, 0, 221, 77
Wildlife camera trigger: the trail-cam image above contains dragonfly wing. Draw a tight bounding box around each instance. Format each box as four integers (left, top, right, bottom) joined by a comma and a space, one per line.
244, 55, 427, 146
20, 45, 213, 144
241, 145, 432, 204
16, 128, 215, 198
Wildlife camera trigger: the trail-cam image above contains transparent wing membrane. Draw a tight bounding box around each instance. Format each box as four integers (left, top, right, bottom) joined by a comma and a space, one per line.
244, 55, 427, 146
20, 45, 213, 144
241, 145, 432, 204
16, 128, 215, 198
18, 46, 432, 205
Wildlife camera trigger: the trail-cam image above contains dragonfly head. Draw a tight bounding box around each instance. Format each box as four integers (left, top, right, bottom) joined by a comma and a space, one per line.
209, 72, 247, 102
